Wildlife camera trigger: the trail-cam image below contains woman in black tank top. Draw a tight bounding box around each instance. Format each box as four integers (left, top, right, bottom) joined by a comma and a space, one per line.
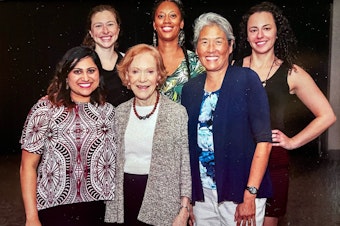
235, 2, 336, 226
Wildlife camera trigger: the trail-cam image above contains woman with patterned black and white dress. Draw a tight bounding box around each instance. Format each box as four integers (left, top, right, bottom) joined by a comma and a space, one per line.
20, 46, 116, 226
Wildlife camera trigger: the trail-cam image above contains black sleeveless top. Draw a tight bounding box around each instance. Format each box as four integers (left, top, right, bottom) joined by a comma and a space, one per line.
234, 59, 292, 133
101, 52, 134, 107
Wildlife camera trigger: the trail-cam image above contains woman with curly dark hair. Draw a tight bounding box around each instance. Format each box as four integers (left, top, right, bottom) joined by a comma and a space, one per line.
234, 2, 336, 225
151, 0, 205, 103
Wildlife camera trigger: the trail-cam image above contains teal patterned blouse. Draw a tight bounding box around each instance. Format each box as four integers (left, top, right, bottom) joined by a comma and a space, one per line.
160, 50, 205, 103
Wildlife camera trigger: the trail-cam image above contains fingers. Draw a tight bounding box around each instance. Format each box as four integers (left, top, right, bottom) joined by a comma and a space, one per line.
272, 130, 283, 144
234, 203, 256, 226
244, 218, 255, 226
272, 129, 294, 149
272, 130, 279, 138
236, 218, 255, 226
188, 204, 195, 226
188, 215, 194, 226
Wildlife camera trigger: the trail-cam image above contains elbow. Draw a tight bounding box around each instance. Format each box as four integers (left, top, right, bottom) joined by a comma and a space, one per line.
331, 113, 337, 125
320, 111, 337, 128
328, 112, 337, 127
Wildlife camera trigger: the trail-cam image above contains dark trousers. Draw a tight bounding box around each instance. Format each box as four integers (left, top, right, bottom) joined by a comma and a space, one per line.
38, 201, 107, 226
123, 173, 151, 226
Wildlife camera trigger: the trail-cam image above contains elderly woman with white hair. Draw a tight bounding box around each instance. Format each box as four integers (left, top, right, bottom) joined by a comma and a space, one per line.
181, 12, 273, 225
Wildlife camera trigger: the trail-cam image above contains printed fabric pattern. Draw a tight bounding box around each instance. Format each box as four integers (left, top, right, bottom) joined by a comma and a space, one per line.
20, 99, 116, 210
198, 90, 220, 190
160, 50, 205, 103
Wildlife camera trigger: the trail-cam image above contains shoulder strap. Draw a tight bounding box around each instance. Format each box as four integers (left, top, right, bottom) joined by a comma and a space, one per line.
232, 58, 243, 67
181, 46, 191, 79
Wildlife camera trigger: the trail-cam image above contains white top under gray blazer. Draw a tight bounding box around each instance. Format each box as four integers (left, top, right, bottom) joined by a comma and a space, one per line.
105, 94, 191, 226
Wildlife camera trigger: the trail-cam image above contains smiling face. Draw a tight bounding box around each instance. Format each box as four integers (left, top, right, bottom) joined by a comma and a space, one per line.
68, 56, 99, 103
89, 10, 120, 49
127, 52, 161, 106
247, 11, 277, 55
153, 1, 184, 43
196, 24, 233, 73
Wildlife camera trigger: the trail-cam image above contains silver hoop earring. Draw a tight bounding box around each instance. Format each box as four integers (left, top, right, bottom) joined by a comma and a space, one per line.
178, 29, 185, 46
153, 30, 158, 47
66, 80, 69, 90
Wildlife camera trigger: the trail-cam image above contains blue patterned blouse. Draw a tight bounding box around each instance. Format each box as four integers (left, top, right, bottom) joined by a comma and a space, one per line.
198, 90, 220, 190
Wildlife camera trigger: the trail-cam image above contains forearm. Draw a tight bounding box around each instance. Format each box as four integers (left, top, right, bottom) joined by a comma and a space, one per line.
289, 65, 337, 149
247, 142, 271, 189
173, 196, 190, 226
20, 151, 40, 222
290, 113, 336, 149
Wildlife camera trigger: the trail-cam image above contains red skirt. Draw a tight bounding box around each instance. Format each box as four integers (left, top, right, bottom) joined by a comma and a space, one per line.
265, 146, 290, 217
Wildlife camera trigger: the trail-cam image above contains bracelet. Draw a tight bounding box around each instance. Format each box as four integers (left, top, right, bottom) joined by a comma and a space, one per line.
180, 205, 190, 212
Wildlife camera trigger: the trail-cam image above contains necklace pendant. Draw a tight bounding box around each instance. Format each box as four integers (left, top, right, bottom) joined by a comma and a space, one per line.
250, 57, 276, 89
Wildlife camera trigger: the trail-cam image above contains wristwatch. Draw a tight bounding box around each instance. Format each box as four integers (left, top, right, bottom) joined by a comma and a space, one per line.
246, 186, 258, 195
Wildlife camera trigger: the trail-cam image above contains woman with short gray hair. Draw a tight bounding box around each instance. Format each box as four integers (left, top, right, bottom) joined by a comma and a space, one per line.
182, 12, 272, 225
192, 12, 235, 50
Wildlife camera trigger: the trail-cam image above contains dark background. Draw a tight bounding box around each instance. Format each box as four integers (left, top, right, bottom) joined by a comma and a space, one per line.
0, 0, 333, 154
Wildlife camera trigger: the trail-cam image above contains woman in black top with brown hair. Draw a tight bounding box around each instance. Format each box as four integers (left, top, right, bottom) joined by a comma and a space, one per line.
234, 2, 336, 225
82, 4, 134, 106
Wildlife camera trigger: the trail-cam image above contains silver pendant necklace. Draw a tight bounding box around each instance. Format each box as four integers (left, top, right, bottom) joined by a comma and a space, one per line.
249, 57, 276, 87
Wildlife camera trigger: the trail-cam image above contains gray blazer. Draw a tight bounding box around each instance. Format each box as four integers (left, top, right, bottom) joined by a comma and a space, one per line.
105, 94, 191, 226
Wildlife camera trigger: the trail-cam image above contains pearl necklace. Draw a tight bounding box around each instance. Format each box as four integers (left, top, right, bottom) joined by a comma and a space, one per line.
249, 57, 276, 87
133, 92, 160, 120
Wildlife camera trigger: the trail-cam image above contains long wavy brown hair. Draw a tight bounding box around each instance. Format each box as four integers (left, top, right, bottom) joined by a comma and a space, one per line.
237, 1, 297, 69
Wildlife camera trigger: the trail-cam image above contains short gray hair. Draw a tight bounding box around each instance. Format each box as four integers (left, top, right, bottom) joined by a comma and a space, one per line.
192, 12, 235, 50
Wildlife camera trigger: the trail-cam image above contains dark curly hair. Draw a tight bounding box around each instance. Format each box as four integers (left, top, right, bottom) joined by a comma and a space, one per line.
237, 1, 297, 69
151, 0, 185, 21
47, 46, 105, 109
151, 0, 186, 47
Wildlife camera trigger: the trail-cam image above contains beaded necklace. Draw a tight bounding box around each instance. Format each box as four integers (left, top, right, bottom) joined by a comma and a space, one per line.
133, 91, 160, 120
